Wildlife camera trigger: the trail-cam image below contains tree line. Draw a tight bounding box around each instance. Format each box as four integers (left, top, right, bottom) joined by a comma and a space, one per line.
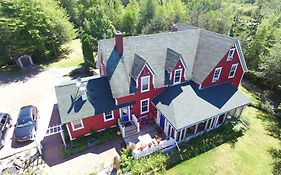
0, 0, 280, 97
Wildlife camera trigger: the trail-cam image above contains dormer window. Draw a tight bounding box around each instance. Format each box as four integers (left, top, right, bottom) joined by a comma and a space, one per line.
173, 69, 182, 85
141, 75, 150, 92
227, 48, 235, 61
212, 67, 222, 83
229, 63, 238, 78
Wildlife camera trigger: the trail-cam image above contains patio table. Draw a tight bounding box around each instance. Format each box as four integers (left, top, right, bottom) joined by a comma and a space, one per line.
138, 134, 152, 144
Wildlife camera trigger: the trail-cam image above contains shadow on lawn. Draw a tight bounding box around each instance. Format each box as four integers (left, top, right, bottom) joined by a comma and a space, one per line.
257, 110, 281, 175
256, 111, 281, 140
166, 121, 245, 169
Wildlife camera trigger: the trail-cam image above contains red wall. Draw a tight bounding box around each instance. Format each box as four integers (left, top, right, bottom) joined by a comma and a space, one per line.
67, 109, 120, 140
201, 46, 244, 88
117, 65, 165, 119
169, 59, 186, 85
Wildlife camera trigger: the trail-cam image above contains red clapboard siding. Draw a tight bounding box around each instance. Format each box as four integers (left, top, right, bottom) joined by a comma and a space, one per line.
67, 109, 120, 140
201, 47, 244, 88
170, 59, 186, 85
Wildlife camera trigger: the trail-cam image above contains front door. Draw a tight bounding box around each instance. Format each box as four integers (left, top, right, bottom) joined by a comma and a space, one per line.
120, 106, 130, 122
160, 114, 165, 131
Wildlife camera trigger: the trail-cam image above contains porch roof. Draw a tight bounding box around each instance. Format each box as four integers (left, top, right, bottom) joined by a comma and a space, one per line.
153, 81, 251, 130
55, 76, 135, 124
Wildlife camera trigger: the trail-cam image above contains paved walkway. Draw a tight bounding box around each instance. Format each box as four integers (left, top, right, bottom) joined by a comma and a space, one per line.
42, 135, 122, 175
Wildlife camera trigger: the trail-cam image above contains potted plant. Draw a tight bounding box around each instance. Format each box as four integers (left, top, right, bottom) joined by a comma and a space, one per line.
155, 136, 162, 144
140, 144, 146, 151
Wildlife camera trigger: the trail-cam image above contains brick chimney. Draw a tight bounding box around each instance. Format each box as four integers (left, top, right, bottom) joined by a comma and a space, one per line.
170, 24, 178, 32
115, 31, 123, 54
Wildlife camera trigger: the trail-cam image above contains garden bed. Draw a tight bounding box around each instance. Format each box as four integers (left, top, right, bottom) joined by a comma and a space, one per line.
60, 127, 120, 157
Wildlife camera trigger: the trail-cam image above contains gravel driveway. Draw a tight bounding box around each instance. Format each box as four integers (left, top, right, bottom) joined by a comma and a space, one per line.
0, 66, 72, 159
0, 66, 122, 175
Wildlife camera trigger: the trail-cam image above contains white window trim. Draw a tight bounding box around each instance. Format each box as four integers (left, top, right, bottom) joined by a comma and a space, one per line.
228, 63, 238, 78
227, 48, 235, 61
119, 106, 130, 121
71, 119, 84, 131
212, 67, 222, 83
173, 68, 182, 85
66, 124, 74, 140
103, 111, 115, 122
140, 98, 150, 114
141, 75, 150, 93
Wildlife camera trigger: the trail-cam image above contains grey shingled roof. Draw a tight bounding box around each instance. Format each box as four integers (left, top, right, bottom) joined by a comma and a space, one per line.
98, 30, 200, 98
236, 40, 248, 72
97, 27, 247, 98
153, 82, 251, 130
131, 54, 147, 80
191, 30, 237, 84
165, 48, 182, 73
55, 76, 134, 124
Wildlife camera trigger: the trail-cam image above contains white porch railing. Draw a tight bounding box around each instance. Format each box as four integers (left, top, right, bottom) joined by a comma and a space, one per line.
132, 114, 140, 133
132, 138, 176, 159
118, 118, 125, 138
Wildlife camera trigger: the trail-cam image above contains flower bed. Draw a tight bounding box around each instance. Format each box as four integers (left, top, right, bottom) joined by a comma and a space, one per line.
60, 127, 120, 157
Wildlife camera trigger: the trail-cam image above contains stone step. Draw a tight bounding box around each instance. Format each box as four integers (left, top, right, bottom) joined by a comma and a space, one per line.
125, 128, 138, 138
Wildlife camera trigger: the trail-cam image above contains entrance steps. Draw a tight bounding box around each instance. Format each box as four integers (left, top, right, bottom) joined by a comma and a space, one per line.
124, 123, 138, 138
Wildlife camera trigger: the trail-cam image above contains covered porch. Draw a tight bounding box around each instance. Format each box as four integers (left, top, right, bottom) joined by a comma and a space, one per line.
152, 81, 251, 143
173, 105, 247, 143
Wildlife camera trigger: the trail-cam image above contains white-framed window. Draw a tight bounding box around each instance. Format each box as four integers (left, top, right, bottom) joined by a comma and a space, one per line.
173, 69, 182, 84
103, 111, 114, 122
140, 98, 149, 114
71, 119, 84, 131
228, 63, 238, 78
141, 75, 150, 93
227, 48, 235, 61
212, 67, 222, 82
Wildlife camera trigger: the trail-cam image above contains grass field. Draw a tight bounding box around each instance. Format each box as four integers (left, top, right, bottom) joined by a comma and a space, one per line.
166, 86, 279, 175
45, 39, 84, 68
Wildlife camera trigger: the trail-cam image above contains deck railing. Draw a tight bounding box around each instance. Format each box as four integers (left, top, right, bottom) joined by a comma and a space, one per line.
132, 114, 140, 133
132, 138, 176, 159
118, 118, 125, 137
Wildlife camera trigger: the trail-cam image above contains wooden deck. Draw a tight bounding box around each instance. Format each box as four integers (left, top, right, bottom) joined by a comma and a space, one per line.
124, 122, 166, 144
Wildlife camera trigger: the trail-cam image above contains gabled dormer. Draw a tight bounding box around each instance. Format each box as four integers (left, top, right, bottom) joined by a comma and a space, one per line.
165, 48, 187, 86
200, 42, 248, 88
131, 54, 155, 93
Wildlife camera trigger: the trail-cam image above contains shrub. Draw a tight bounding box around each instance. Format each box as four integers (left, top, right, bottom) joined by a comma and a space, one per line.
275, 104, 281, 118
130, 152, 168, 175
166, 121, 245, 168
60, 148, 74, 157
256, 100, 275, 114
120, 148, 133, 173
244, 70, 262, 86
81, 33, 94, 67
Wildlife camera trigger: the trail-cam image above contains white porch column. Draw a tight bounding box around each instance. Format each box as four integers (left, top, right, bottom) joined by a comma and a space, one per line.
174, 131, 178, 140
223, 113, 227, 123
60, 130, 67, 146
194, 123, 199, 134
205, 119, 210, 131
214, 116, 219, 128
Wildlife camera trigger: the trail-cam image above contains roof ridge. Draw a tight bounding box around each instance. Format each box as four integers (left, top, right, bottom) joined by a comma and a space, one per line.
191, 29, 202, 78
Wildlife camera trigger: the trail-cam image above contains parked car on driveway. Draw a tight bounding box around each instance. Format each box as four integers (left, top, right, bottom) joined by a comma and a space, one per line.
14, 105, 39, 142
0, 113, 13, 149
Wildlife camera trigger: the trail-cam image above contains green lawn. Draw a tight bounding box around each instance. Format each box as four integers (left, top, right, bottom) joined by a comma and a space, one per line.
166, 86, 279, 175
44, 39, 84, 68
